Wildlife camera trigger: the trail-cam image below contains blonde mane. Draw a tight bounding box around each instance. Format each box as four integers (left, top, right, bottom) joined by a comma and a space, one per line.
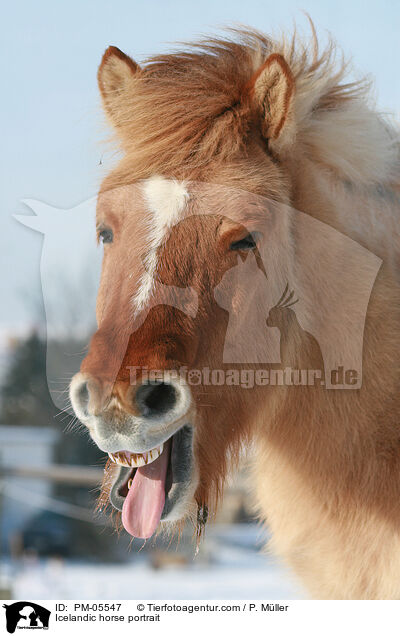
102, 27, 399, 189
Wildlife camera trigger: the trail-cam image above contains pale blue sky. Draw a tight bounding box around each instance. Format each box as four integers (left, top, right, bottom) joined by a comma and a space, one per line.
1, 0, 399, 328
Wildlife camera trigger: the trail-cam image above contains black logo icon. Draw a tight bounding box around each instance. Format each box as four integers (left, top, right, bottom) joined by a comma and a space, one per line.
2, 602, 51, 633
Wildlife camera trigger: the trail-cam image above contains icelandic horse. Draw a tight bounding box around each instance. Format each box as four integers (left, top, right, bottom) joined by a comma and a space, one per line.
70, 27, 400, 598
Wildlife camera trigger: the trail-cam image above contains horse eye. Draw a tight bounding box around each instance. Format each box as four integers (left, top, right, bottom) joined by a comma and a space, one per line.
99, 228, 113, 244
229, 233, 258, 251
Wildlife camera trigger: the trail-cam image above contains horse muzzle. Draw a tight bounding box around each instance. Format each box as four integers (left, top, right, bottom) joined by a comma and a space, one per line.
69, 371, 198, 537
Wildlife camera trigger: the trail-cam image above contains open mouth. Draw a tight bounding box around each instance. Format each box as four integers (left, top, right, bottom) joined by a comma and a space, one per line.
108, 425, 194, 538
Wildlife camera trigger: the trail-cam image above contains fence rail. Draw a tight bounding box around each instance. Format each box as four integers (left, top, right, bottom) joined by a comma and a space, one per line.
0, 464, 103, 486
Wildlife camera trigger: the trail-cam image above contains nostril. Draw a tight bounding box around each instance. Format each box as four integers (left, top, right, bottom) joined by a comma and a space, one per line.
70, 373, 110, 419
77, 382, 90, 413
136, 381, 177, 418
71, 379, 90, 418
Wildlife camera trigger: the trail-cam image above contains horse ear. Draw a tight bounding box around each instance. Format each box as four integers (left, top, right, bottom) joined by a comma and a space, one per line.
98, 46, 140, 126
249, 53, 295, 151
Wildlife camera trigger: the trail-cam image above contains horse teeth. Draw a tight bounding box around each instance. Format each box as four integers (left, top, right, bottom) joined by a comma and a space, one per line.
129, 455, 137, 467
108, 443, 164, 468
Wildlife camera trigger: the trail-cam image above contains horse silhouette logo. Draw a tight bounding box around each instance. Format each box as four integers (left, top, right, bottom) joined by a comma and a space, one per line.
2, 602, 50, 633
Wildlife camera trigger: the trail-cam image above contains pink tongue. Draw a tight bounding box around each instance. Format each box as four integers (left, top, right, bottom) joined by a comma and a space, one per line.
122, 442, 170, 539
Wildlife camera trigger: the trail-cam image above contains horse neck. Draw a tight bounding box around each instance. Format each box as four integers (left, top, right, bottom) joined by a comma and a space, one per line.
258, 147, 400, 502
288, 148, 399, 265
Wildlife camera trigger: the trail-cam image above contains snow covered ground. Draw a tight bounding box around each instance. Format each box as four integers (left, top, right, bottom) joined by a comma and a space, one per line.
3, 525, 305, 600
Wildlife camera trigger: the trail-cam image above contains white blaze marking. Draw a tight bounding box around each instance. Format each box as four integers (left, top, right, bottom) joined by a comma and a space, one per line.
133, 175, 189, 313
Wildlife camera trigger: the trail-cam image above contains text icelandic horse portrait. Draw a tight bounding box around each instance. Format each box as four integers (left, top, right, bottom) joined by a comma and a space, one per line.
68, 26, 400, 599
